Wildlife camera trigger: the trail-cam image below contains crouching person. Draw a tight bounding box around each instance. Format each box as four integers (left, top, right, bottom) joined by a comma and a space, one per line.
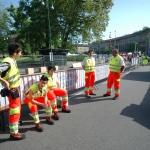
24, 75, 54, 132
45, 66, 71, 114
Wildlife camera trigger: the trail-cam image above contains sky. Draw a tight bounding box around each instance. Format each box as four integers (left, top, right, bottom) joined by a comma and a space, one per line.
2, 0, 150, 40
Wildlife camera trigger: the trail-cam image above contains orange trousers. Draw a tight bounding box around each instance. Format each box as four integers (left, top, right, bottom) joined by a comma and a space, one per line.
48, 88, 68, 110
8, 89, 21, 124
106, 71, 121, 97
84, 72, 95, 95
8, 89, 21, 134
24, 97, 51, 113
47, 90, 58, 115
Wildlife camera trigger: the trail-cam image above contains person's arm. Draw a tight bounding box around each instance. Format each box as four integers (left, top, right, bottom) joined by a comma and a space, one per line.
0, 63, 10, 88
120, 66, 125, 73
28, 90, 46, 107
82, 58, 86, 70
120, 57, 125, 73
56, 81, 60, 89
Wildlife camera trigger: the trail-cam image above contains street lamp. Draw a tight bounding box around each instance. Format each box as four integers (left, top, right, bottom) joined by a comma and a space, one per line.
42, 0, 54, 61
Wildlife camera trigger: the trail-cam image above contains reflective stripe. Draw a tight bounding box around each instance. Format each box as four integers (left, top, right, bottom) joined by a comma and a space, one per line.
9, 121, 18, 134
62, 95, 68, 100
85, 76, 88, 79
10, 106, 20, 115
50, 100, 57, 106
84, 87, 89, 91
28, 102, 33, 109
85, 56, 95, 73
116, 78, 121, 82
89, 87, 93, 90
2, 57, 20, 88
107, 88, 112, 92
31, 112, 40, 124
45, 107, 52, 117
109, 55, 122, 73
45, 73, 57, 89
115, 90, 120, 94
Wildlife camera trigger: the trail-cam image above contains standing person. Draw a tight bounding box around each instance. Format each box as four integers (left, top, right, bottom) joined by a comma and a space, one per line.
45, 66, 71, 118
82, 49, 96, 98
24, 75, 54, 132
103, 49, 125, 100
0, 43, 26, 140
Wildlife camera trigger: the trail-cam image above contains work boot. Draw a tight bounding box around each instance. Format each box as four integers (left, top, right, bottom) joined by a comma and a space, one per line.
89, 93, 96, 95
46, 117, 54, 125
52, 112, 60, 120
103, 93, 111, 97
85, 95, 91, 98
62, 106, 71, 113
10, 132, 26, 141
35, 123, 43, 132
112, 96, 119, 100
62, 108, 71, 113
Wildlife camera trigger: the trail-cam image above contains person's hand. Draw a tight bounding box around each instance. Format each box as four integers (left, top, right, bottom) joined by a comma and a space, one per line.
43, 103, 48, 108
4, 81, 10, 89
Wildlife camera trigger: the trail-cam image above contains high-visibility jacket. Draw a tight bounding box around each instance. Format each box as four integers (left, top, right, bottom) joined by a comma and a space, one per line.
141, 55, 146, 60
109, 55, 122, 73
84, 56, 95, 73
26, 83, 47, 98
45, 73, 57, 89
1, 57, 20, 88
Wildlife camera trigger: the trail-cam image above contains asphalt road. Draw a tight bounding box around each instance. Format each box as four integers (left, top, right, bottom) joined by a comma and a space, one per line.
0, 64, 150, 150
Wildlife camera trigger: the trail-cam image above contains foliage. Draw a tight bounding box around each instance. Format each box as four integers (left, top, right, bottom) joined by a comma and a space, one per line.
0, 3, 12, 55
5, 0, 113, 53
67, 54, 86, 62
127, 42, 139, 53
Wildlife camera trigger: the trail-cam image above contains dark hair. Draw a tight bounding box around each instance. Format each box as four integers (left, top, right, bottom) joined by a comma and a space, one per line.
47, 66, 56, 71
8, 43, 22, 56
40, 75, 48, 81
88, 49, 94, 53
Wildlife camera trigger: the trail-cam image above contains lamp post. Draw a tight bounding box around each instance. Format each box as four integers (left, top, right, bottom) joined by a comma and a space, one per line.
42, 0, 54, 61
114, 30, 116, 48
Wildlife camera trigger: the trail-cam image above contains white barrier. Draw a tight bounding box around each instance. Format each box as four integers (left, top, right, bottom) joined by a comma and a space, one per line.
0, 65, 109, 107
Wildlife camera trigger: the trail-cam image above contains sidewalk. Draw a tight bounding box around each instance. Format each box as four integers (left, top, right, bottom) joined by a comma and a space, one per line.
0, 65, 150, 150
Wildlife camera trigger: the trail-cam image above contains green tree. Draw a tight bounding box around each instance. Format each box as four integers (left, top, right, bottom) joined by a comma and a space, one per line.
127, 42, 139, 53
0, 3, 12, 55
7, 0, 113, 52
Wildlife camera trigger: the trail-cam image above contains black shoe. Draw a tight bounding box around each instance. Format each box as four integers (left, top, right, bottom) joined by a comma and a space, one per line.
89, 93, 96, 95
52, 115, 60, 120
35, 123, 44, 132
62, 109, 71, 113
112, 96, 119, 100
10, 133, 26, 140
85, 95, 91, 98
46, 117, 55, 124
103, 94, 111, 97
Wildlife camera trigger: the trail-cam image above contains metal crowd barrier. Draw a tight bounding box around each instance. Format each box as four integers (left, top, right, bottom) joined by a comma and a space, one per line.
0, 65, 109, 131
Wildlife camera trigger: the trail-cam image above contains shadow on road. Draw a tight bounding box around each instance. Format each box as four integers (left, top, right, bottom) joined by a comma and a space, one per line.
69, 95, 113, 106
120, 85, 150, 129
122, 71, 150, 82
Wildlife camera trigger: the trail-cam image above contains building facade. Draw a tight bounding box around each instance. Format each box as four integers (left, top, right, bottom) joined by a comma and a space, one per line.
91, 28, 150, 54
76, 44, 89, 54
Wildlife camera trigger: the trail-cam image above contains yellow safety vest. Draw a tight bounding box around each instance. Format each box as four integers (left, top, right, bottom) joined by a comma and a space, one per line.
84, 56, 95, 73
45, 73, 57, 89
26, 83, 47, 98
109, 55, 122, 73
1, 57, 20, 88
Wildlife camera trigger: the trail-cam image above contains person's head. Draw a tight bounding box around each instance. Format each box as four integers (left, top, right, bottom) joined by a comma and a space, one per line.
88, 49, 94, 57
47, 66, 56, 76
39, 75, 49, 88
8, 43, 22, 59
112, 49, 118, 57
